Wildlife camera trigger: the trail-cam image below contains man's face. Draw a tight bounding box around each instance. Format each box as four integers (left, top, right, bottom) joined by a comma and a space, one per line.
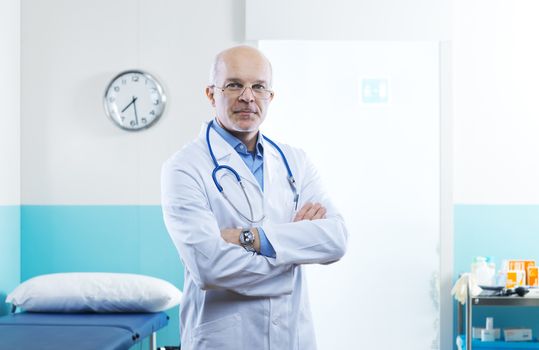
207, 49, 273, 134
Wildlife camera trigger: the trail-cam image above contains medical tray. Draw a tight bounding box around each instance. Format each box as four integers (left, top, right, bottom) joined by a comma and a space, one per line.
457, 335, 539, 350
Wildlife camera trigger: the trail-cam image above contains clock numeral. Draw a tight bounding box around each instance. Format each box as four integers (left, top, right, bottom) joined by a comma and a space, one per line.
114, 86, 120, 92
141, 118, 147, 124
132, 75, 139, 82
149, 110, 156, 116
121, 79, 127, 85
153, 99, 160, 105
108, 97, 115, 103
130, 120, 136, 127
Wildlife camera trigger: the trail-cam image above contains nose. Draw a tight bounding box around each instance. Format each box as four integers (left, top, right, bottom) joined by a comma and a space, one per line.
238, 86, 255, 102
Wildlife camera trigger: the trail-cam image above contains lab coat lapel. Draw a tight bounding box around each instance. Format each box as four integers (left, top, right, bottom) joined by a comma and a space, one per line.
262, 136, 294, 223
202, 123, 261, 192
262, 137, 282, 195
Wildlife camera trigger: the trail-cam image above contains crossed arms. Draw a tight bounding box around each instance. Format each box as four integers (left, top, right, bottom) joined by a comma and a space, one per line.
161, 155, 348, 297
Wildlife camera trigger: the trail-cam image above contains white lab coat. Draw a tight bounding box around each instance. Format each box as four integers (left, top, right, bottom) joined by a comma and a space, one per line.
161, 122, 348, 350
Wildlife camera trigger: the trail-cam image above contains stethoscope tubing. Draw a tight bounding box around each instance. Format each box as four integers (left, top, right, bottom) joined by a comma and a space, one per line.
206, 120, 299, 222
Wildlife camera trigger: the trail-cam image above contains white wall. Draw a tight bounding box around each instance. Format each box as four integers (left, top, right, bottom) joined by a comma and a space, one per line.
246, 0, 450, 41
0, 0, 20, 205
21, 0, 246, 205
453, 0, 539, 204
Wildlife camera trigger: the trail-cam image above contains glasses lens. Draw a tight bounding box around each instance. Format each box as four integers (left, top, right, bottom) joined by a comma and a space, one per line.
252, 90, 272, 100
220, 86, 272, 100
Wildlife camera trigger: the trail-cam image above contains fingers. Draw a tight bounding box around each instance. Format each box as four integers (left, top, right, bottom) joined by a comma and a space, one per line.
293, 202, 312, 222
304, 203, 322, 219
311, 206, 326, 220
293, 202, 327, 222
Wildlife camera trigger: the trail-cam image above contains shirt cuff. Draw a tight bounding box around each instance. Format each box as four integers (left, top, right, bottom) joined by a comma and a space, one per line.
257, 227, 276, 258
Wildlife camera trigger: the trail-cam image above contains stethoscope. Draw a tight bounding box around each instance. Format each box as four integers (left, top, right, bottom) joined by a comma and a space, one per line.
206, 119, 299, 224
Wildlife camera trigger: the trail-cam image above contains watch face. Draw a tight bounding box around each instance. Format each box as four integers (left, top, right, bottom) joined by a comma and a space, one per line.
240, 229, 256, 252
103, 70, 166, 131
241, 230, 254, 244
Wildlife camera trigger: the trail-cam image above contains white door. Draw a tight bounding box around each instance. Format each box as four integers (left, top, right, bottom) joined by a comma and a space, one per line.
260, 40, 441, 350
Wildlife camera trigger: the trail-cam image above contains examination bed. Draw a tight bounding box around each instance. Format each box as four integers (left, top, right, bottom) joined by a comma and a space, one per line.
0, 311, 169, 350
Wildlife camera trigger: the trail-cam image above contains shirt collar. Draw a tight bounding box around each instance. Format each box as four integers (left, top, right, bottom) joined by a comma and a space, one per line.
211, 118, 264, 157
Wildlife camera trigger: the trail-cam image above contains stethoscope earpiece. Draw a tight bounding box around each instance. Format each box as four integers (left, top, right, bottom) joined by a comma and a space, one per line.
501, 286, 530, 297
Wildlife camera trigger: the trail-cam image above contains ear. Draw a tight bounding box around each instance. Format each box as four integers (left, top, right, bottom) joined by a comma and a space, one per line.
205, 86, 216, 107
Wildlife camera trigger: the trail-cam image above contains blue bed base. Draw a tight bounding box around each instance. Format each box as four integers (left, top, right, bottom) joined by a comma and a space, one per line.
0, 312, 169, 350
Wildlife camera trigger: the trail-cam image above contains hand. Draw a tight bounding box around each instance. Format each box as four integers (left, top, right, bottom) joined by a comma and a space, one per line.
121, 96, 137, 112
293, 202, 326, 222
132, 96, 139, 125
220, 228, 241, 245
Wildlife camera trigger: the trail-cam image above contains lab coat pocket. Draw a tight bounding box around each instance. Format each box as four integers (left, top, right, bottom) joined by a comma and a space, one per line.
192, 313, 243, 350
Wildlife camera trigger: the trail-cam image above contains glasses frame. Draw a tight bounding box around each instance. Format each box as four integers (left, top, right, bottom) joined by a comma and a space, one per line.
211, 83, 274, 100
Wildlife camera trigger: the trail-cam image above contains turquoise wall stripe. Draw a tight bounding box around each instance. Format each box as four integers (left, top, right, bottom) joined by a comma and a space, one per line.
20, 205, 184, 347
0, 205, 20, 316
454, 205, 539, 339
19, 204, 539, 346
454, 205, 539, 275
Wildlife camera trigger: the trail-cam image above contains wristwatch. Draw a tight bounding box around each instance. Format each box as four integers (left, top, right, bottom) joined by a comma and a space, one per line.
239, 228, 256, 253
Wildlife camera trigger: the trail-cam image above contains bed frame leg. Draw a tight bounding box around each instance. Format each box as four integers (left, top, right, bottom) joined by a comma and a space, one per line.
150, 332, 156, 350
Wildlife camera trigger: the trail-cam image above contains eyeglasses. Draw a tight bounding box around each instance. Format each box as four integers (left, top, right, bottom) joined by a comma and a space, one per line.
211, 82, 273, 100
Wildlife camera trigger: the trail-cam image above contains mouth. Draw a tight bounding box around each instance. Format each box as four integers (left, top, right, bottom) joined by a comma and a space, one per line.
233, 109, 257, 117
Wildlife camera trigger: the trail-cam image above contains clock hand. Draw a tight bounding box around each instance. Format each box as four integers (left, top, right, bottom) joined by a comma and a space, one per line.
121, 96, 138, 113
133, 96, 139, 126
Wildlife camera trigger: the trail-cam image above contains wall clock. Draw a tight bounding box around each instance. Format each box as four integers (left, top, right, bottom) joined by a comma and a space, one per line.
103, 70, 166, 131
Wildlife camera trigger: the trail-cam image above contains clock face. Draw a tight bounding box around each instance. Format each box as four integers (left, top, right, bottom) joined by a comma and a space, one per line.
104, 70, 166, 131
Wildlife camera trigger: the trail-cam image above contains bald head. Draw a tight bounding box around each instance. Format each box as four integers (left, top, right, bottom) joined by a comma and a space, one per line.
209, 45, 273, 87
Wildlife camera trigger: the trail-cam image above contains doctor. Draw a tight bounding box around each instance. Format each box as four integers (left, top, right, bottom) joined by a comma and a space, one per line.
161, 45, 348, 350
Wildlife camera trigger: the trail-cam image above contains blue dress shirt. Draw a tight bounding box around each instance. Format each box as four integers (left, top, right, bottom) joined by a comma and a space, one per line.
211, 120, 276, 258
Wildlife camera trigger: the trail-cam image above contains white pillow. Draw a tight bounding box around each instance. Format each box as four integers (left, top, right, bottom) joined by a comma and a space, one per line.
6, 272, 182, 313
